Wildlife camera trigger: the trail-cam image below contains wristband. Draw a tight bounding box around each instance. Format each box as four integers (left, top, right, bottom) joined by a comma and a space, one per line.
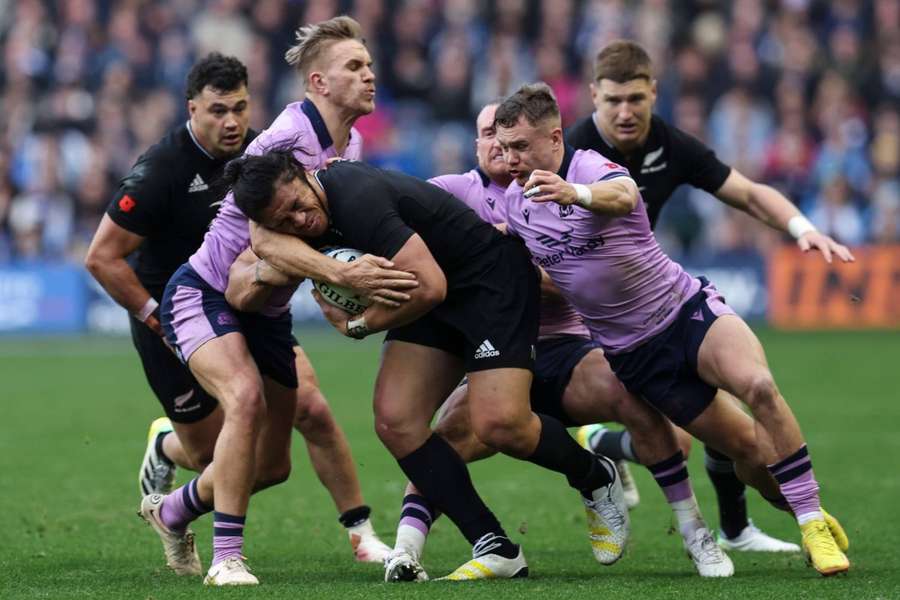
787, 215, 816, 239
572, 183, 592, 208
136, 297, 159, 323
347, 315, 370, 339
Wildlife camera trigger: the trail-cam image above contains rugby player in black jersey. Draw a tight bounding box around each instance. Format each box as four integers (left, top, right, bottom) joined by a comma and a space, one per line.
567, 40, 853, 553
223, 152, 632, 580
84, 53, 396, 570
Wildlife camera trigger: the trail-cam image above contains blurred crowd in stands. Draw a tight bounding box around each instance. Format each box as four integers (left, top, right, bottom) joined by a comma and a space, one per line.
0, 0, 897, 263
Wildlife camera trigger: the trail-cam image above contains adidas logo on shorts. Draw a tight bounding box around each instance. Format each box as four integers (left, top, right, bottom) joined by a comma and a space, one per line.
474, 339, 500, 359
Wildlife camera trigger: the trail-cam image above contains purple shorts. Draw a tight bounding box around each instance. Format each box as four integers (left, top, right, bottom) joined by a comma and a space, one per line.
605, 277, 735, 426
161, 264, 298, 389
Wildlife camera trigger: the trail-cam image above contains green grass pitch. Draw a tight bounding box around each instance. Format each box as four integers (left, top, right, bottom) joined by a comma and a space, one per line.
1, 328, 898, 599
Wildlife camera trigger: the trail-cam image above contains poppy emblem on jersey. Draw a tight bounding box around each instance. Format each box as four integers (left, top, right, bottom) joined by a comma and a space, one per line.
118, 194, 136, 213
604, 162, 623, 171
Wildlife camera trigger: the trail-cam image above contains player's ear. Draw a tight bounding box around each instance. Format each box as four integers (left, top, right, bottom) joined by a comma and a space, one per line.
308, 71, 327, 95
187, 99, 197, 117
649, 79, 658, 103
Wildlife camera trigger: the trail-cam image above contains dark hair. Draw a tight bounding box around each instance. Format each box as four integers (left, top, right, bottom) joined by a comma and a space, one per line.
494, 82, 560, 129
185, 53, 249, 100
594, 40, 652, 83
222, 150, 306, 222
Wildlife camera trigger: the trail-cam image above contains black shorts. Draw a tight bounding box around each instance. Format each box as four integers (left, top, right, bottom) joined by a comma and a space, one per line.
161, 264, 298, 389
129, 315, 218, 424
605, 277, 735, 426
386, 237, 539, 372
530, 335, 598, 426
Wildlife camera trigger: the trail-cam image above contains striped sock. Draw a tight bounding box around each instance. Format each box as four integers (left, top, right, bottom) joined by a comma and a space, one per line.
767, 444, 822, 525
704, 445, 749, 538
159, 478, 212, 532
394, 493, 434, 557
213, 512, 246, 566
648, 451, 704, 537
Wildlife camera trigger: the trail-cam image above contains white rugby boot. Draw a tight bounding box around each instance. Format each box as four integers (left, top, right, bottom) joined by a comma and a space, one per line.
138, 493, 201, 576
718, 521, 801, 553
583, 455, 630, 565
349, 519, 392, 563
684, 527, 734, 577
384, 547, 429, 582
138, 417, 176, 496
437, 534, 528, 581
203, 556, 259, 586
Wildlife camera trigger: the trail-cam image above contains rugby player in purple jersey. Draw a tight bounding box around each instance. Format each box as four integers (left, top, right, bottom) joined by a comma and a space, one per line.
382, 102, 733, 579
570, 40, 853, 554
495, 82, 850, 577
137, 17, 414, 586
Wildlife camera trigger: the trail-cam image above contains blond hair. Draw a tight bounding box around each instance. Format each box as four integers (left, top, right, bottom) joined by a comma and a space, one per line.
285, 16, 365, 77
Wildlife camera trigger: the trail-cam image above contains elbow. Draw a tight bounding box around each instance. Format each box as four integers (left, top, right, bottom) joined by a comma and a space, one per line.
84, 250, 102, 277
614, 194, 638, 216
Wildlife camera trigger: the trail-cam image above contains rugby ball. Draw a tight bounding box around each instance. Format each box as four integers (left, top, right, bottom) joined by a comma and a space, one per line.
313, 247, 371, 315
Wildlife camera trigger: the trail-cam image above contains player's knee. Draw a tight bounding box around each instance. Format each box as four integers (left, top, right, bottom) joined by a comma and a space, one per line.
471, 413, 530, 455
184, 446, 215, 471
255, 455, 292, 490
744, 373, 780, 412
223, 383, 266, 429
675, 427, 693, 458
294, 390, 333, 431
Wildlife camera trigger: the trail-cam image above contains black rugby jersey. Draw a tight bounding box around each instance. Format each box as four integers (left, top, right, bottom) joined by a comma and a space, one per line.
566, 114, 731, 228
106, 123, 256, 299
314, 161, 507, 285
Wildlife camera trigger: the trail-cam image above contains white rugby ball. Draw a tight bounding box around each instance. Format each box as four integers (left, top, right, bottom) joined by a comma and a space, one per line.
313, 247, 371, 315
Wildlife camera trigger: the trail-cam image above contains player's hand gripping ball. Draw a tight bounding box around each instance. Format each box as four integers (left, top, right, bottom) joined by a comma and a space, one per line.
313, 247, 372, 315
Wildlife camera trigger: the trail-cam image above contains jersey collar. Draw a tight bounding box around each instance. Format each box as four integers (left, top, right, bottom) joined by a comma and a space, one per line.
301, 98, 334, 151
475, 166, 491, 187
557, 144, 575, 179
185, 121, 216, 160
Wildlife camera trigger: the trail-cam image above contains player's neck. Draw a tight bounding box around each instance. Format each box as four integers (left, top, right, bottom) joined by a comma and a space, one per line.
306, 95, 359, 155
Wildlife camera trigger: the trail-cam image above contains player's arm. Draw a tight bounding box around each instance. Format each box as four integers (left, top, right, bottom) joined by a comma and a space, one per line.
524, 170, 638, 216
225, 247, 299, 313
312, 233, 447, 338
714, 169, 855, 264
249, 222, 418, 307
84, 215, 163, 335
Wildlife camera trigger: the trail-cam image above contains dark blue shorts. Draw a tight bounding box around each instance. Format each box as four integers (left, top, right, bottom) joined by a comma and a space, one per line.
604, 277, 735, 427
161, 264, 298, 389
530, 335, 598, 426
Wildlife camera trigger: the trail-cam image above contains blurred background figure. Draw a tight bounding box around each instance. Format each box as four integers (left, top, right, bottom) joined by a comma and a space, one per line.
0, 0, 894, 265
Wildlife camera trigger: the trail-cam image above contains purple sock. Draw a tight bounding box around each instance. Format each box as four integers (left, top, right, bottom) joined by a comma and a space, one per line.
399, 493, 434, 536
767, 444, 821, 523
160, 478, 212, 532
213, 512, 245, 566
648, 451, 693, 503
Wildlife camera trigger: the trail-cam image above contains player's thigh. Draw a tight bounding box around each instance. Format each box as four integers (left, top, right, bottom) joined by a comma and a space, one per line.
374, 340, 465, 435
466, 367, 534, 434
697, 314, 775, 399
187, 332, 265, 416
562, 348, 633, 424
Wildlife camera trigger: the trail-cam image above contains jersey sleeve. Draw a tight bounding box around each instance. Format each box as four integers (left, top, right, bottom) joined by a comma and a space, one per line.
106, 152, 172, 236
670, 126, 732, 193
575, 150, 633, 184
428, 174, 475, 208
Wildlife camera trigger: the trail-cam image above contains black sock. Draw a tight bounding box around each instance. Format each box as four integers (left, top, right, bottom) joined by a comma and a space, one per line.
593, 429, 637, 463
155, 431, 174, 466
704, 445, 749, 538
397, 433, 508, 548
527, 414, 613, 495
338, 505, 371, 528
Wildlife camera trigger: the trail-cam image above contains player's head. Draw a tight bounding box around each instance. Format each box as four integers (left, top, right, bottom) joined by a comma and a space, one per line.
475, 102, 512, 186
185, 53, 250, 159
224, 150, 329, 239
590, 40, 657, 152
285, 16, 376, 117
494, 83, 563, 184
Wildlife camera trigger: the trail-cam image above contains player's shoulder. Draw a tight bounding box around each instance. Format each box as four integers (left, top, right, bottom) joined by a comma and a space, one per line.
565, 116, 596, 147
572, 148, 627, 172
651, 115, 706, 151
429, 169, 480, 190
246, 104, 312, 155
133, 124, 189, 170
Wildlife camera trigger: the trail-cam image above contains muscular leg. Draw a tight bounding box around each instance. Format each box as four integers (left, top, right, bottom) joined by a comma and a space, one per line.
253, 376, 297, 492
292, 346, 364, 513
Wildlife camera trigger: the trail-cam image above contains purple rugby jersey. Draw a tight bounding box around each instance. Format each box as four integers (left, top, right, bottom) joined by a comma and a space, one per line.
504, 147, 700, 354
187, 99, 363, 315
430, 168, 590, 339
